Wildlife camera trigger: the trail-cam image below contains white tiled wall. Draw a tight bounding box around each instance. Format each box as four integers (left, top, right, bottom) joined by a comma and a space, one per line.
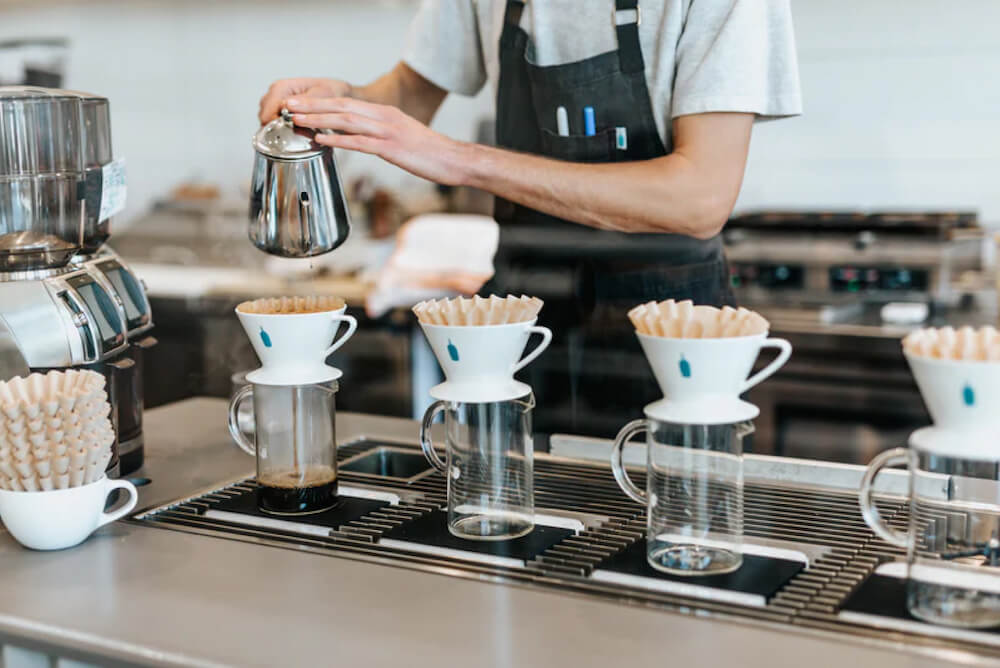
742, 0, 1000, 224
2, 0, 999, 225
0, 0, 492, 224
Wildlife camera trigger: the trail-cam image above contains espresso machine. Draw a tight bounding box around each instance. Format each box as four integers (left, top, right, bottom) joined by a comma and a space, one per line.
0, 86, 155, 475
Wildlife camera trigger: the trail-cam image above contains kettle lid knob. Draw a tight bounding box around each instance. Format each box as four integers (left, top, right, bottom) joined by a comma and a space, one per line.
253, 108, 324, 159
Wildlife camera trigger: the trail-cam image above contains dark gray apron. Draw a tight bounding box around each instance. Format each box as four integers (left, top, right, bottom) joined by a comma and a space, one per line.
485, 0, 734, 437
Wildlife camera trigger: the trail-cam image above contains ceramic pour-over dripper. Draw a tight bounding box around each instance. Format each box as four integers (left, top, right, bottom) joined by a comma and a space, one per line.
903, 327, 1000, 458
629, 301, 791, 424
415, 295, 551, 402
236, 296, 357, 385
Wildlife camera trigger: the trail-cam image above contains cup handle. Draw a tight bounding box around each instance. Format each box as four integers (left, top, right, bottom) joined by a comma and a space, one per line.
227, 385, 256, 456
98, 480, 139, 528
610, 419, 649, 505
419, 400, 448, 475
740, 337, 792, 393
512, 326, 552, 374
325, 314, 358, 356
859, 447, 910, 548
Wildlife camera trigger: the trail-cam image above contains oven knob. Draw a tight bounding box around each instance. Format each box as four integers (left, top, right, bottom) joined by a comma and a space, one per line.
72, 312, 88, 328
855, 230, 876, 250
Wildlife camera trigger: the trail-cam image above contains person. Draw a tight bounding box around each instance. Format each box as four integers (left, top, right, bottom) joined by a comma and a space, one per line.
259, 0, 801, 436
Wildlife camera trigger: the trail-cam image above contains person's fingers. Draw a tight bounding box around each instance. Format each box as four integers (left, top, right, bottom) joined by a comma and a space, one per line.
258, 78, 335, 124
286, 96, 388, 121
292, 112, 388, 138
315, 132, 382, 156
303, 83, 348, 99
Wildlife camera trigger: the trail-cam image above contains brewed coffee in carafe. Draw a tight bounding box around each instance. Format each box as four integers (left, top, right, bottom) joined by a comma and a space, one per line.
229, 381, 339, 515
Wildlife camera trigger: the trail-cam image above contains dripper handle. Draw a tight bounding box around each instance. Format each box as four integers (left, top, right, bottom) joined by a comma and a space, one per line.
227, 385, 256, 456
859, 447, 911, 548
325, 314, 358, 356
512, 326, 552, 374
740, 338, 792, 393
419, 400, 448, 474
610, 419, 649, 505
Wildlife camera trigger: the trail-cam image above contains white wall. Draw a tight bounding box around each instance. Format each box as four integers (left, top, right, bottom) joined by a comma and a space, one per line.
0, 0, 492, 224
741, 0, 1000, 223
2, 0, 999, 225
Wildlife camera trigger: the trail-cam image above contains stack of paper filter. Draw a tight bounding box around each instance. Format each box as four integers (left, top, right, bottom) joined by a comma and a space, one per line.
412, 294, 544, 326
0, 370, 114, 491
903, 326, 1000, 361
628, 299, 769, 338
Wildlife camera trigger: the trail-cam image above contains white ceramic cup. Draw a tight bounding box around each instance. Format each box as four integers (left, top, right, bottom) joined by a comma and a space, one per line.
637, 331, 792, 404
0, 475, 138, 550
420, 319, 552, 402
236, 304, 357, 385
905, 352, 1000, 431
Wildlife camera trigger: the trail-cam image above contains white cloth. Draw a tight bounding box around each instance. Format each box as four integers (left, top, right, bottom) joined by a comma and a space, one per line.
364, 214, 499, 318
403, 0, 802, 147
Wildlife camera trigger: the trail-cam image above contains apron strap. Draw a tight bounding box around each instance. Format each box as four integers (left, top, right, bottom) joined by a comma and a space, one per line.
500, 1, 526, 49
614, 0, 645, 75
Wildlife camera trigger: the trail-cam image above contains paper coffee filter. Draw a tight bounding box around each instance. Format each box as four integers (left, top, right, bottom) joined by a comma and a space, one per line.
903, 326, 1000, 361
628, 300, 769, 339
0, 370, 114, 493
412, 294, 544, 326
236, 295, 346, 315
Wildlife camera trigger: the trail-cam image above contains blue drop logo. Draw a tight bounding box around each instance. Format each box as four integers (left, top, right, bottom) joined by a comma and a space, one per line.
679, 355, 692, 378
447, 339, 460, 362
259, 327, 272, 348
963, 384, 975, 407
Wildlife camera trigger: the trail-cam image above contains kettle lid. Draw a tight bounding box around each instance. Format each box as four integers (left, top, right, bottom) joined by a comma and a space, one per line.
253, 109, 324, 159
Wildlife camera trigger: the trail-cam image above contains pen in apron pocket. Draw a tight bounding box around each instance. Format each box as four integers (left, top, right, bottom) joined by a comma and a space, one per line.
556, 106, 569, 136
615, 127, 628, 150
583, 107, 596, 136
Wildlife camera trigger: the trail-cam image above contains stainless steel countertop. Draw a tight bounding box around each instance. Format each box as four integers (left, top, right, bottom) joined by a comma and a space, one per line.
0, 398, 995, 667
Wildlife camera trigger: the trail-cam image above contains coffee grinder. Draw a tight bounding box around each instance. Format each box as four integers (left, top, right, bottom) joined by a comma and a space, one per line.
0, 86, 155, 476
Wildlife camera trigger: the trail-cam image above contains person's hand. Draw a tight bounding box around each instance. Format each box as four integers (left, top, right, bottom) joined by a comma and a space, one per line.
287, 97, 468, 187
258, 78, 352, 125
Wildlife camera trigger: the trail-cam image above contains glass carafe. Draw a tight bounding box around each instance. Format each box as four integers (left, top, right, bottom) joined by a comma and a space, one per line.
611, 418, 753, 575
419, 394, 535, 540
861, 444, 1000, 628
228, 380, 338, 515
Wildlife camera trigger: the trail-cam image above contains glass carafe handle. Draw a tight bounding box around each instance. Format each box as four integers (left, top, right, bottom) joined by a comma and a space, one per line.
610, 419, 649, 505
419, 400, 448, 474
227, 385, 256, 456
859, 447, 910, 548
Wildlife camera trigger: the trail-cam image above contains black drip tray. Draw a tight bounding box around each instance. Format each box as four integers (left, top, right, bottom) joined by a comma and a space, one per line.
340, 447, 432, 481
207, 487, 389, 534
840, 570, 1000, 645
590, 540, 805, 607
380, 510, 574, 568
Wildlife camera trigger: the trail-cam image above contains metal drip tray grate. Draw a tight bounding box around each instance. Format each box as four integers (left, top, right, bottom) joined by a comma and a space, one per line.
133, 438, 1000, 659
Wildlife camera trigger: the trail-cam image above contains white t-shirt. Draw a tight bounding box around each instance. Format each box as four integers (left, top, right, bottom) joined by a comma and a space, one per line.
402, 0, 802, 147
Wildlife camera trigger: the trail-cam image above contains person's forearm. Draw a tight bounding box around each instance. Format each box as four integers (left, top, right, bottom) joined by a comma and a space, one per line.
456, 146, 734, 238
451, 113, 753, 238
355, 63, 446, 125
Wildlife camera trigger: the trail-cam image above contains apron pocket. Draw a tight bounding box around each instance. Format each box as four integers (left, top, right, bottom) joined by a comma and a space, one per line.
541, 128, 620, 163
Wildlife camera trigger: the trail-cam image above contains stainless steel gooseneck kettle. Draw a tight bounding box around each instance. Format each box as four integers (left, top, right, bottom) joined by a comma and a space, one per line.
249, 109, 351, 257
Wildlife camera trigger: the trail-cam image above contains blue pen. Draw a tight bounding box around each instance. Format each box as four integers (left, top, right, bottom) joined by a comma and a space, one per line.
583, 107, 596, 136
